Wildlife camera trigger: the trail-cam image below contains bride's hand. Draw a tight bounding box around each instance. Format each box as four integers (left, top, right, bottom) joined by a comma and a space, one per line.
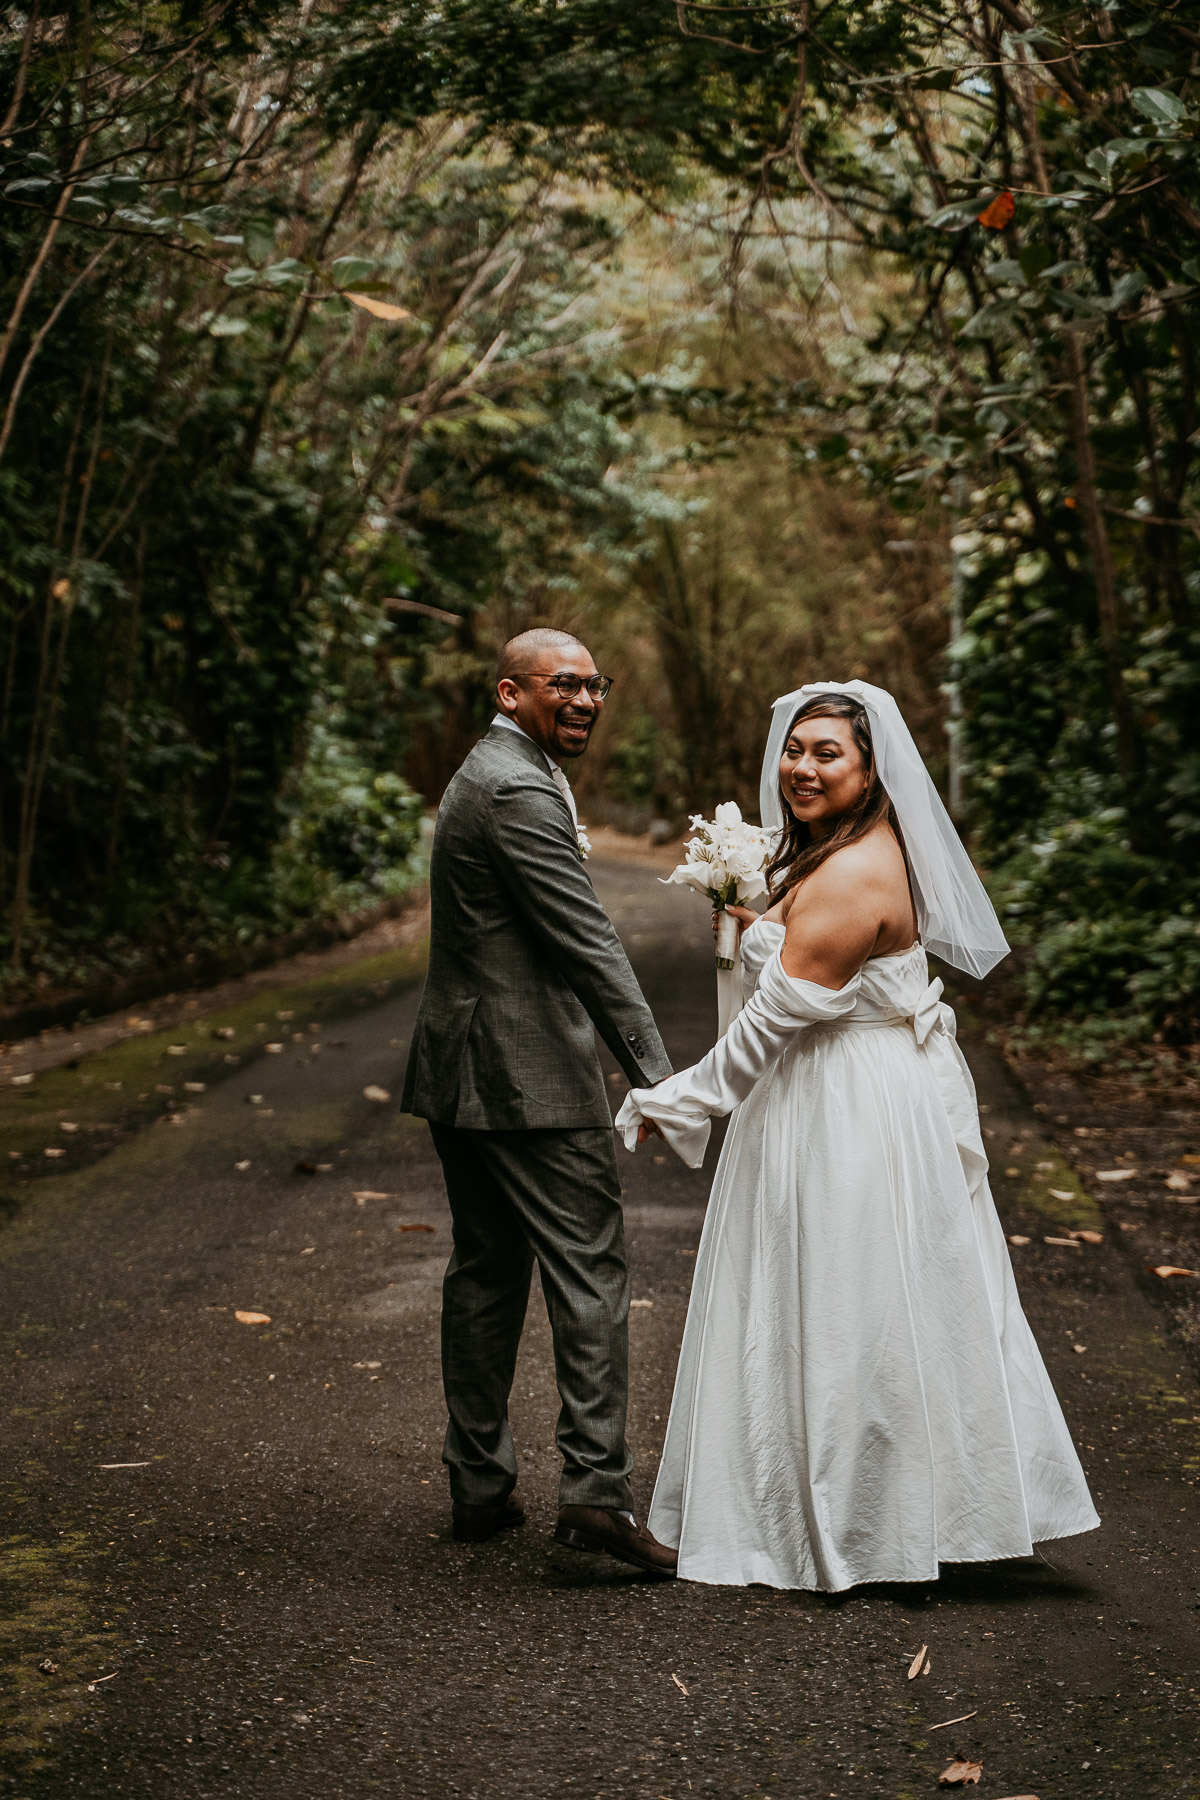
713, 904, 758, 936
637, 1119, 661, 1144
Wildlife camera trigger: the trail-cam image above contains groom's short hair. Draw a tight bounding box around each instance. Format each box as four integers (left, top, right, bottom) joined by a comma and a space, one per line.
497, 627, 586, 683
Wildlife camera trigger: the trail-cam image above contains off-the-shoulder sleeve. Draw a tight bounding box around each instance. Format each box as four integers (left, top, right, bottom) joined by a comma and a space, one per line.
740, 918, 783, 999
615, 948, 860, 1168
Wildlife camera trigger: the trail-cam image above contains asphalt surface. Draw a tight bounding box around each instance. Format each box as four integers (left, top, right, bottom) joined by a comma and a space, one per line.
2, 858, 1200, 1799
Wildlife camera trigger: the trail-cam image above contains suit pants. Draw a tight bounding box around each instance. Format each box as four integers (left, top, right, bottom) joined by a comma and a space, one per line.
429, 1123, 634, 1511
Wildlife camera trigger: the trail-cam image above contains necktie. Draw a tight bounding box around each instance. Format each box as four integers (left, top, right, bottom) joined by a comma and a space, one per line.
550, 764, 578, 829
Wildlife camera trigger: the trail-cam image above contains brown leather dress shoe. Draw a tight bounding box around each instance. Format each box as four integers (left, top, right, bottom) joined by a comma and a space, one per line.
451, 1489, 526, 1544
554, 1505, 678, 1577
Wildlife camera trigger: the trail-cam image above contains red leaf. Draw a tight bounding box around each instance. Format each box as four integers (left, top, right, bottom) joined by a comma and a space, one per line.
977, 191, 1015, 229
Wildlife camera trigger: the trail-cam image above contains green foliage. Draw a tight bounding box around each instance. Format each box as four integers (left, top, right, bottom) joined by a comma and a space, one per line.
290, 732, 424, 895
5, 0, 1199, 1054
649, 0, 1200, 1052
0, 0, 712, 1002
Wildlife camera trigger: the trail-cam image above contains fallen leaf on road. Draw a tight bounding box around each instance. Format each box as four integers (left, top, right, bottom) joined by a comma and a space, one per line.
301, 1246, 315, 1255
1149, 1265, 1199, 1279
1005, 1167, 1020, 1178
1166, 1171, 1192, 1191
347, 292, 411, 321
11, 1073, 33, 1085
907, 1644, 929, 1680
167, 1044, 187, 1056
61, 1122, 78, 1132
1068, 1229, 1104, 1244
993, 1795, 1042, 1799
86, 1673, 118, 1692
1048, 1188, 1077, 1201
99, 1462, 150, 1469
234, 1160, 250, 1171
630, 1298, 654, 1309
353, 1361, 382, 1370
1095, 1168, 1135, 1182
1007, 1234, 1031, 1247
234, 1310, 271, 1324
354, 1190, 394, 1201
1182, 1154, 1200, 1166
363, 1085, 391, 1102
37, 1657, 59, 1675
1073, 1343, 1087, 1354
183, 1081, 206, 1094
105, 1080, 122, 1089
246, 1094, 263, 1106
214, 1026, 235, 1039
277, 1011, 294, 1020
294, 1160, 330, 1175
929, 1711, 977, 1731
671, 1673, 688, 1695
396, 1223, 435, 1233
1044, 1236, 1082, 1248
1118, 1221, 1139, 1231
265, 1043, 284, 1054
43, 1147, 65, 1158
939, 1761, 983, 1787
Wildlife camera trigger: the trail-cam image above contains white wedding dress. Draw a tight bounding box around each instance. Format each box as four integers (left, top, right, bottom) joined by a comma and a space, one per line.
622, 919, 1099, 1591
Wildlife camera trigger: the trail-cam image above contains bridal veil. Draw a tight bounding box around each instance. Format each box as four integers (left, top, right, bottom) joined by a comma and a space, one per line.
758, 680, 1010, 979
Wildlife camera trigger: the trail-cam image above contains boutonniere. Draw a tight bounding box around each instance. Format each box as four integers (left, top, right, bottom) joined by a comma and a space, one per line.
577, 826, 592, 862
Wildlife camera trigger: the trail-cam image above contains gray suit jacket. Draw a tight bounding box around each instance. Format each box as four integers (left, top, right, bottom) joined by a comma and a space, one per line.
401, 726, 672, 1129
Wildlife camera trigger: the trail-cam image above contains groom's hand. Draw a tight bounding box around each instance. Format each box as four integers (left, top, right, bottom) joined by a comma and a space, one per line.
637, 1119, 662, 1144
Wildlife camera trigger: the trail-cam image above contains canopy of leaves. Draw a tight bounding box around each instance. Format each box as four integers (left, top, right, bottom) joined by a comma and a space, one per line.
4, 0, 1199, 1059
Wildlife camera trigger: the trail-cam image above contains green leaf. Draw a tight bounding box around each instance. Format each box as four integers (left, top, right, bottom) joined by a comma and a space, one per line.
1109, 269, 1148, 310
959, 299, 1019, 339
261, 258, 310, 288
223, 266, 260, 288
330, 255, 379, 287
242, 219, 278, 265
930, 196, 989, 230
180, 220, 215, 248
1130, 87, 1189, 130
1048, 288, 1107, 317
4, 177, 53, 196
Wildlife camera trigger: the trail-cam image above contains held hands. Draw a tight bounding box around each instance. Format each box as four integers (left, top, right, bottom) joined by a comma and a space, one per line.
713, 904, 758, 936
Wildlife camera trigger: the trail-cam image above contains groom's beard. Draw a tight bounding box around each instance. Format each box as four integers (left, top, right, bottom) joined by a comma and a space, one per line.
553, 706, 597, 758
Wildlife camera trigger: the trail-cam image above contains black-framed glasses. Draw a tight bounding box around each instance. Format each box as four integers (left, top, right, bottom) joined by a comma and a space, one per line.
543, 672, 612, 699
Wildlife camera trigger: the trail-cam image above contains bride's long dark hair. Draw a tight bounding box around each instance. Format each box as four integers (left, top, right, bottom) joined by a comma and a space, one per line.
765, 694, 900, 904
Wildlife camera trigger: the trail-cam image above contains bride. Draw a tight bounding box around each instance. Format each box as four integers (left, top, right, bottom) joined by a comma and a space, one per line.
617, 681, 1098, 1591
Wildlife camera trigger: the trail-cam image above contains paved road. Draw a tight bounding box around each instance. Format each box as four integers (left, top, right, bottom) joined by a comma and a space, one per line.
2, 859, 1199, 1799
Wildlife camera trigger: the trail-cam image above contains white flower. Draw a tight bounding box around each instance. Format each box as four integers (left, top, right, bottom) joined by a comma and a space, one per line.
661, 801, 771, 905
577, 826, 592, 861
664, 863, 719, 897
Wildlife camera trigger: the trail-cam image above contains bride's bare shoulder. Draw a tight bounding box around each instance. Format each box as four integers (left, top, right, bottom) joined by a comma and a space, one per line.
804, 825, 905, 893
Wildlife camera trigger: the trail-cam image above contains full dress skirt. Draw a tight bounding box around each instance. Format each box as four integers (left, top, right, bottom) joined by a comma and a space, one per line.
635, 922, 1099, 1591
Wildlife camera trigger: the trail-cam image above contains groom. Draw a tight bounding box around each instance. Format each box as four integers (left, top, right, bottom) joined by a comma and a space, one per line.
401, 627, 677, 1576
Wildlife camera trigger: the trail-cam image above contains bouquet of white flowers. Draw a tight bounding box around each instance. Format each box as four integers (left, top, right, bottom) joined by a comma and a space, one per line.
663, 802, 773, 970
